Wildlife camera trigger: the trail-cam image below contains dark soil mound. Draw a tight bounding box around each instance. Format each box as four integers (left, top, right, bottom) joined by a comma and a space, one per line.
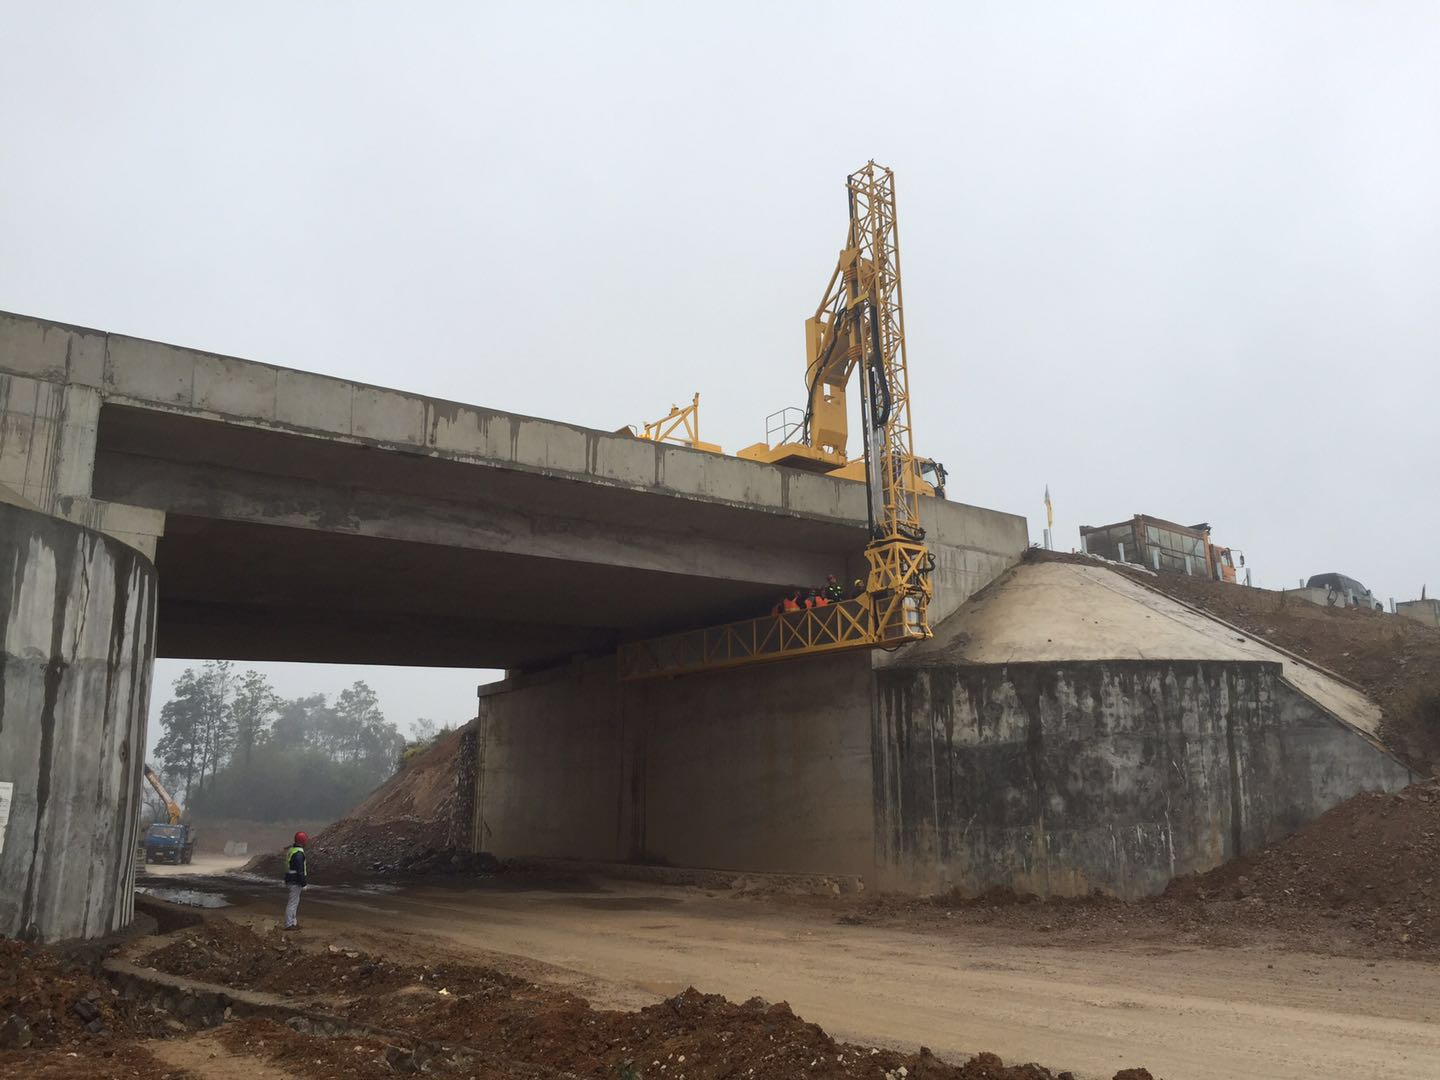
0, 939, 169, 1049
243, 723, 478, 878
145, 918, 520, 1000
1167, 780, 1440, 951
148, 920, 1149, 1079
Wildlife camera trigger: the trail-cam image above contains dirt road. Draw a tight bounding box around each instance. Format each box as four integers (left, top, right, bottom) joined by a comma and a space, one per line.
180, 873, 1440, 1080
144, 853, 251, 877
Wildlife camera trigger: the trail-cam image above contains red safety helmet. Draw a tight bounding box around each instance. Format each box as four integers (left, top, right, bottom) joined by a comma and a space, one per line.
293, 832, 309, 846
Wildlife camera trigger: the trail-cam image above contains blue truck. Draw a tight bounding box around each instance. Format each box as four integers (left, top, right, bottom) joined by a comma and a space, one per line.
142, 823, 195, 865
141, 764, 195, 864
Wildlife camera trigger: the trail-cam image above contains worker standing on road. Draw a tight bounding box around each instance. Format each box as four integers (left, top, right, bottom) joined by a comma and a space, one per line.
824, 574, 845, 603
283, 831, 309, 931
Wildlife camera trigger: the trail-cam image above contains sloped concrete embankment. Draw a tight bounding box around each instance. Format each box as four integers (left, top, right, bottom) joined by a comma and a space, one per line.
872, 561, 1412, 897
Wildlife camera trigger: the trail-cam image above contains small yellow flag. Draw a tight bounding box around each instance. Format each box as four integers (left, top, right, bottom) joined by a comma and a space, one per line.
1044, 485, 1054, 529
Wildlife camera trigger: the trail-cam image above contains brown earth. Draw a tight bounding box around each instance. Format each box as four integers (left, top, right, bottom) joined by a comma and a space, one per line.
0, 937, 183, 1079
0, 938, 172, 1048
144, 916, 521, 1000
243, 724, 477, 878
1167, 779, 1440, 950
141, 919, 1150, 1080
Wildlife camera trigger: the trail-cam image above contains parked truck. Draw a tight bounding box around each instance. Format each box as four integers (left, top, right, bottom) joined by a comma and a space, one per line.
1080, 514, 1239, 582
141, 763, 195, 865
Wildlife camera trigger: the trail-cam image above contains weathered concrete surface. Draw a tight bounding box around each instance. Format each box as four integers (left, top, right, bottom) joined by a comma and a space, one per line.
474, 560, 1412, 897
475, 651, 875, 876
0, 309, 1027, 670
0, 502, 155, 941
873, 660, 1412, 898
909, 560, 1385, 740
1398, 599, 1440, 628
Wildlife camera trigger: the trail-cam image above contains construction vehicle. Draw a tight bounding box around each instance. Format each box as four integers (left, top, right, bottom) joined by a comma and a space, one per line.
141, 763, 194, 865
1080, 515, 1239, 582
619, 393, 721, 453
619, 162, 934, 679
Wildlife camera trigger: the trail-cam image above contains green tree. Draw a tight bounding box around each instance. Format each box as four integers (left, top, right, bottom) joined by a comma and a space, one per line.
270, 693, 334, 752
155, 668, 205, 803
192, 660, 235, 793
230, 669, 281, 767
334, 681, 406, 778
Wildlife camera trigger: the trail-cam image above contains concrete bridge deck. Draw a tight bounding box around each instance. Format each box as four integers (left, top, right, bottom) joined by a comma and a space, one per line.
0, 309, 1028, 670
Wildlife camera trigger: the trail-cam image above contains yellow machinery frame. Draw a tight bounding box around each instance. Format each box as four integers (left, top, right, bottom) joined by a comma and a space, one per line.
619, 163, 932, 681
619, 598, 876, 680
620, 393, 721, 454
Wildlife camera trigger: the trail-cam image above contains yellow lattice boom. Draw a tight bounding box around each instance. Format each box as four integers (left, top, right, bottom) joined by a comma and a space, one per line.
621, 163, 933, 681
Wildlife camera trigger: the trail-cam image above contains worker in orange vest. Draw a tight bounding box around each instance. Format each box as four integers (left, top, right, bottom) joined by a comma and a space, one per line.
781, 591, 802, 613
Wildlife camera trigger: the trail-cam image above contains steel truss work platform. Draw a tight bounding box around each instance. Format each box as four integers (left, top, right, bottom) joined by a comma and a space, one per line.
617, 596, 922, 681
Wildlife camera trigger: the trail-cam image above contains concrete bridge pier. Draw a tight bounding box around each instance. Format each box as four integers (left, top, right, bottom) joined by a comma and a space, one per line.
0, 496, 156, 942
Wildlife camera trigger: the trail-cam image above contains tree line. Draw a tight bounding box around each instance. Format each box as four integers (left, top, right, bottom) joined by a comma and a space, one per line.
152, 661, 416, 822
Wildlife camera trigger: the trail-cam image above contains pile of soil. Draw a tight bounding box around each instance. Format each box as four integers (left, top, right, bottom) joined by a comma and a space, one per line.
0, 939, 172, 1050
244, 724, 479, 878
397, 846, 501, 875
144, 918, 520, 999
1167, 779, 1440, 951
216, 1017, 479, 1080
145, 920, 1153, 1080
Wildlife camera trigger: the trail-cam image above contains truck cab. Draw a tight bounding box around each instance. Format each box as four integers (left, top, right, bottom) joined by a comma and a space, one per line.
143, 823, 195, 865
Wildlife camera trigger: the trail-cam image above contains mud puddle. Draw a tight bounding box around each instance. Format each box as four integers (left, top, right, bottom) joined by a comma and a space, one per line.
135, 885, 231, 908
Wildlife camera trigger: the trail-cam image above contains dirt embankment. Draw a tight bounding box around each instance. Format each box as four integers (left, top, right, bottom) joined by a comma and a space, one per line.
0, 938, 179, 1078
244, 724, 478, 878
1166, 780, 1440, 950
138, 919, 1154, 1080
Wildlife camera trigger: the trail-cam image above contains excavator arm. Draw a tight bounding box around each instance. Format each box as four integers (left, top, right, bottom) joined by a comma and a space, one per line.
143, 763, 182, 826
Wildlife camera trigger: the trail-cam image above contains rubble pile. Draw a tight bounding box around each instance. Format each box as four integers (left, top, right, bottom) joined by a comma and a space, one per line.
1167, 779, 1440, 952
146, 920, 521, 1000
396, 846, 501, 875
0, 939, 171, 1051
244, 724, 480, 877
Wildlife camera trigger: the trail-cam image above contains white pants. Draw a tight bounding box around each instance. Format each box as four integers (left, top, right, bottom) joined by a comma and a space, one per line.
285, 884, 302, 927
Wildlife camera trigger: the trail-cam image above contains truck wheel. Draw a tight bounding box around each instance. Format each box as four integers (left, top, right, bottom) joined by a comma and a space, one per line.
182, 850, 192, 865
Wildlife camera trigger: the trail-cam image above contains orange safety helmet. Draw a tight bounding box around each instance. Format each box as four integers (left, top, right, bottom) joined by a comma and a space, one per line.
293, 831, 309, 847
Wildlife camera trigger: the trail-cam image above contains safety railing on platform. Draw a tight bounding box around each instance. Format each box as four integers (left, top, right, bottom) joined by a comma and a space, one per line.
618, 597, 877, 681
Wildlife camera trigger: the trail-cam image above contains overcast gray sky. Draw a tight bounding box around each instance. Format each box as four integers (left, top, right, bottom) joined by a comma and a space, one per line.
3, 2, 1437, 733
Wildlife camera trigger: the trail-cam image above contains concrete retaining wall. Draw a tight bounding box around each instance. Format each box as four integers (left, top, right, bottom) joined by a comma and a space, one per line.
1398, 599, 1440, 628
872, 659, 1412, 898
0, 501, 156, 941
475, 650, 877, 877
